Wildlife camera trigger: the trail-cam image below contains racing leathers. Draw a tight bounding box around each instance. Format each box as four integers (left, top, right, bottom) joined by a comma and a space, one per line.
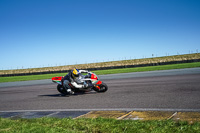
63, 70, 93, 94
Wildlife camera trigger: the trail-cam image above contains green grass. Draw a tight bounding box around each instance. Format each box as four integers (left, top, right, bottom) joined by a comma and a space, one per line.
0, 117, 200, 133
93, 62, 200, 75
0, 62, 200, 83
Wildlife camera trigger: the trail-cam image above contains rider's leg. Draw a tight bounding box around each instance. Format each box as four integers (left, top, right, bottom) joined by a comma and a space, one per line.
63, 80, 74, 94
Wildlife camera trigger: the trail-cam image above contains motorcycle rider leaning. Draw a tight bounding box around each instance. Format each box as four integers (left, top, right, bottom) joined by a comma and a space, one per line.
63, 68, 93, 94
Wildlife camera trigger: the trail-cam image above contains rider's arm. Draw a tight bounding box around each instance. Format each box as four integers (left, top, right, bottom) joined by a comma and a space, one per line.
79, 70, 92, 74
79, 70, 88, 73
71, 81, 84, 88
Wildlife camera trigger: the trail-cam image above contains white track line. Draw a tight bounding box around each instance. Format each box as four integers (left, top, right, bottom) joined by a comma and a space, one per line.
1, 108, 200, 113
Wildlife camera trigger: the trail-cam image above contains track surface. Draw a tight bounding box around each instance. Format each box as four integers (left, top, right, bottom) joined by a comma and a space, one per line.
0, 68, 200, 112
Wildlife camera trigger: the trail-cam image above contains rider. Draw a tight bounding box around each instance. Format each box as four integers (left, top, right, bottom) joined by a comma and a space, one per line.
63, 68, 93, 94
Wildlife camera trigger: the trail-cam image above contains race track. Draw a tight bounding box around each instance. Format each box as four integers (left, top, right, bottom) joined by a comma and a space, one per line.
1, 68, 200, 112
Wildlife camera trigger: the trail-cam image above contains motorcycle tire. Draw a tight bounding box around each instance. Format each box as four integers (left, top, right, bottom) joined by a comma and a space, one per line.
57, 84, 68, 95
93, 82, 108, 93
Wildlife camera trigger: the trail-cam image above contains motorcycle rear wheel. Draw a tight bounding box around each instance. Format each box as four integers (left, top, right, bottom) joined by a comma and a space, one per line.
57, 84, 68, 95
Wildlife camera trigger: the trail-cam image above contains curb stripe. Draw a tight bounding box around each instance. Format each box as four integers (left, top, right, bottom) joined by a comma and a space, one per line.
76, 111, 128, 119
117, 111, 133, 120
167, 112, 177, 120
74, 111, 93, 119
1, 110, 200, 122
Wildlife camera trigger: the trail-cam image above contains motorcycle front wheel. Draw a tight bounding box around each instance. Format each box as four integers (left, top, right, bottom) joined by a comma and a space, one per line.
93, 82, 108, 92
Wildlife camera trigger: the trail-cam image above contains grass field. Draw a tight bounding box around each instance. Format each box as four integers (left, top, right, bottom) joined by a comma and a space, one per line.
0, 62, 200, 83
0, 117, 200, 133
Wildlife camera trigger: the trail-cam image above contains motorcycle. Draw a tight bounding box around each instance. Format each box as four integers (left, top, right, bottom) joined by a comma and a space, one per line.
52, 72, 108, 95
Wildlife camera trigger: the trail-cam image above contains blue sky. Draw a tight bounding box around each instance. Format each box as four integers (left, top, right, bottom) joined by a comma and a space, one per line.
0, 0, 200, 70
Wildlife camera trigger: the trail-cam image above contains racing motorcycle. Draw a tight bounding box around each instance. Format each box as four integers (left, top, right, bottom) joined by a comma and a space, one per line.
52, 72, 108, 95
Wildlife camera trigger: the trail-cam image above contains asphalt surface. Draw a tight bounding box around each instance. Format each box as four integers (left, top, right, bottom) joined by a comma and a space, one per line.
0, 68, 200, 113
1, 67, 200, 88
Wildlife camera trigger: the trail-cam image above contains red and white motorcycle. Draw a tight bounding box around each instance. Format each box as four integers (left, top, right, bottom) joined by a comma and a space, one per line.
52, 72, 108, 95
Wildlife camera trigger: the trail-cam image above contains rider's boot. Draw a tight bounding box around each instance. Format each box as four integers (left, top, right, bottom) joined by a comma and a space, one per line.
63, 80, 75, 95
67, 88, 74, 95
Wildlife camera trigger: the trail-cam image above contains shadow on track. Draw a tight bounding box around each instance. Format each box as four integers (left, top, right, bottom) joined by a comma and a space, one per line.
39, 91, 98, 97
38, 94, 67, 97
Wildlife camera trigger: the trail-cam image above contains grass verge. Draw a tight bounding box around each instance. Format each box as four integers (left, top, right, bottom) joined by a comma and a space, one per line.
0, 62, 200, 83
0, 117, 200, 133
1, 53, 200, 75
